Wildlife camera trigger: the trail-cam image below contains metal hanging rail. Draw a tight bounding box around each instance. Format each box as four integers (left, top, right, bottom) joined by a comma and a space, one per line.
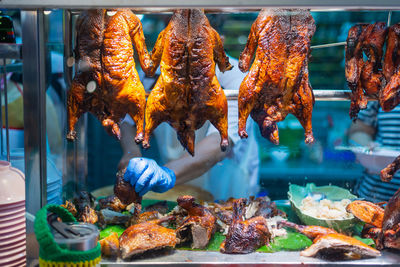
223, 89, 377, 101
2, 0, 400, 9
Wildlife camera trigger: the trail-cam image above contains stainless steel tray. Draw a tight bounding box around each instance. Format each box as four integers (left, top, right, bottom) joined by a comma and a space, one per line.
101, 250, 400, 266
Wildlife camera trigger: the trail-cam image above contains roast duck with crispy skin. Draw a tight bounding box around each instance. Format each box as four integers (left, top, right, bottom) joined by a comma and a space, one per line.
279, 221, 381, 259
119, 216, 178, 259
238, 9, 315, 145
67, 9, 154, 143
379, 24, 400, 182
143, 9, 232, 156
345, 22, 387, 120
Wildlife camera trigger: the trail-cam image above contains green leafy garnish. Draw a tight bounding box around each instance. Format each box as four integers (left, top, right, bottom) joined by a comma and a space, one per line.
99, 225, 126, 240
177, 230, 312, 253
258, 231, 312, 253
353, 235, 376, 248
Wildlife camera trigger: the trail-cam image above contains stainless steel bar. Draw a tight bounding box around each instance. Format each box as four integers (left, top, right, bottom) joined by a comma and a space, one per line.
2, 60, 10, 162
63, 10, 73, 88
3, 0, 400, 9
311, 41, 346, 49
387, 10, 392, 27
224, 89, 375, 101
69, 8, 392, 14
0, 44, 22, 60
0, 64, 3, 159
22, 10, 48, 221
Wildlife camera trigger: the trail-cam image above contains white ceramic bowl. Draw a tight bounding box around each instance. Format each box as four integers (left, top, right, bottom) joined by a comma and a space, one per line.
354, 148, 400, 174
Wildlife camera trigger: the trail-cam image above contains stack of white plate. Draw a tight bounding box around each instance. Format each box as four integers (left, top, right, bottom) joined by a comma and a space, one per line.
0, 160, 26, 267
0, 200, 26, 267
10, 149, 62, 205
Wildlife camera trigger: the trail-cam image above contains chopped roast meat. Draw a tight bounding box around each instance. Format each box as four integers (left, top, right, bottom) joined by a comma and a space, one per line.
278, 220, 337, 240
67, 9, 154, 142
100, 232, 120, 258
220, 198, 270, 254
73, 191, 98, 224
79, 206, 98, 224
114, 170, 142, 206
143, 9, 232, 156
176, 195, 217, 249
346, 200, 385, 228
98, 195, 127, 212
136, 211, 162, 224
61, 200, 77, 217
238, 9, 315, 145
382, 188, 400, 250
119, 216, 177, 259
143, 200, 169, 214
97, 209, 131, 228
300, 233, 381, 259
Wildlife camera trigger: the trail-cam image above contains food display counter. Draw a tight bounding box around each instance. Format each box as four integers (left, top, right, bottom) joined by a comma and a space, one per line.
1, 1, 400, 266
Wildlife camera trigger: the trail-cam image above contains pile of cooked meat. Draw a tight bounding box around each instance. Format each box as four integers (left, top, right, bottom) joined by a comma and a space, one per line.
61, 190, 286, 259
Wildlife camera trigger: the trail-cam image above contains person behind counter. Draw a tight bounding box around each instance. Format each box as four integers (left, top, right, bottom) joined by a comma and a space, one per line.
348, 102, 400, 202
118, 56, 260, 200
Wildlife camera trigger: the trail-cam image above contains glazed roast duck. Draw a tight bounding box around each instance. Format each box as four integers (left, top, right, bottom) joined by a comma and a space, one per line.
67, 9, 155, 143
143, 9, 232, 156
238, 9, 316, 145
345, 22, 387, 120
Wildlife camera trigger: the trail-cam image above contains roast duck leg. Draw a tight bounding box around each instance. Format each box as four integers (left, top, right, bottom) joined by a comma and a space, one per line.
143, 9, 232, 156
220, 198, 270, 254
67, 9, 154, 142
238, 9, 316, 145
176, 195, 216, 249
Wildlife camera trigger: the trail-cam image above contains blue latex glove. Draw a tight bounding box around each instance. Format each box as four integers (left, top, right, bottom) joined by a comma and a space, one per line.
124, 157, 176, 196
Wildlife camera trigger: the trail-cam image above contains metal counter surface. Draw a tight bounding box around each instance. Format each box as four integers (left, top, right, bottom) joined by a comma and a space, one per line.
101, 250, 400, 266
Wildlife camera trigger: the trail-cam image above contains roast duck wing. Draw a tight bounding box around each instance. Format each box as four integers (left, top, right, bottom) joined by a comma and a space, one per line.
345, 22, 387, 120
143, 9, 232, 156
238, 9, 315, 145
220, 198, 270, 254
176, 195, 217, 249
67, 9, 154, 142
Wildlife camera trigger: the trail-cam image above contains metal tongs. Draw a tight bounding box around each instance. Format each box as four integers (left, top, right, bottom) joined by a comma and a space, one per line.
48, 213, 82, 239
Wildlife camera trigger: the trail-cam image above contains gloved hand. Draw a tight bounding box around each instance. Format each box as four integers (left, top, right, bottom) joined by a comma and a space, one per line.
124, 157, 176, 196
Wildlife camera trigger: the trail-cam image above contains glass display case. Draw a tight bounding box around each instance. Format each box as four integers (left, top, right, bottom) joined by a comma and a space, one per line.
1, 1, 400, 265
